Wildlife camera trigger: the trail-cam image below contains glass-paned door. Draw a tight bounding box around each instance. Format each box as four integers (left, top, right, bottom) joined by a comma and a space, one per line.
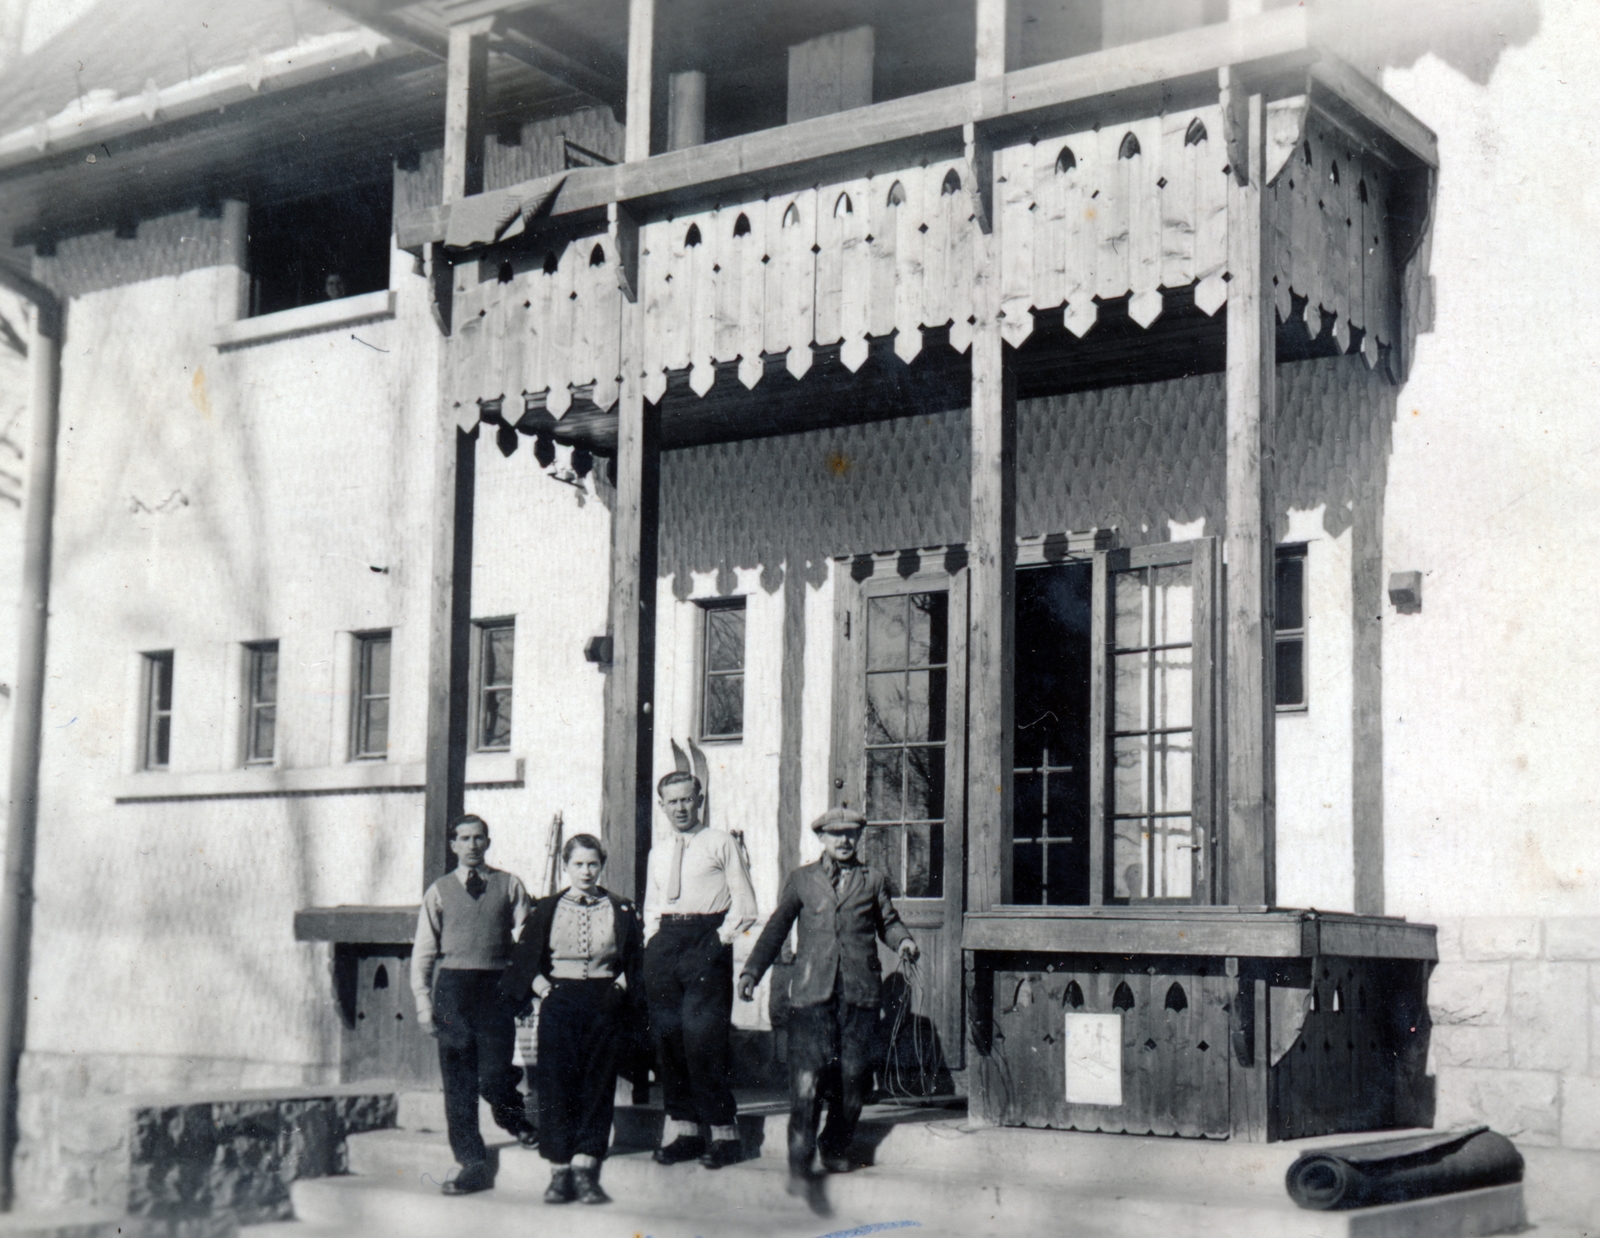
1090, 539, 1217, 904
834, 556, 967, 1070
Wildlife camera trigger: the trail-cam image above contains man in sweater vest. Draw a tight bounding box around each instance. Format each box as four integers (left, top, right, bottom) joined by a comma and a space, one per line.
411, 814, 539, 1195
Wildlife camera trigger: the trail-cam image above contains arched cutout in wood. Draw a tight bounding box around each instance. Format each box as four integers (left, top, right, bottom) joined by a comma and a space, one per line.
886, 180, 907, 206
834, 192, 853, 217
1119, 131, 1141, 159
1112, 981, 1136, 1011
542, 249, 560, 275
685, 222, 703, 247
1184, 117, 1208, 147
782, 201, 801, 228
1055, 145, 1077, 173
373, 964, 389, 989
733, 212, 752, 237
941, 167, 962, 195
1164, 982, 1188, 1013
589, 243, 606, 267
1064, 980, 1085, 1009
497, 259, 514, 284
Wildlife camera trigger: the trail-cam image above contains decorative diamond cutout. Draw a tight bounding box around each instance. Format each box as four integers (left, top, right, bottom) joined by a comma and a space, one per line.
1196, 1041, 1209, 1053
1143, 1038, 1158, 1051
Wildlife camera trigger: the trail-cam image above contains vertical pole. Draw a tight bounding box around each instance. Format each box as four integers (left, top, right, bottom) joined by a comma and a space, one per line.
422, 427, 478, 889
966, 2, 1014, 909
624, 0, 655, 164
1351, 473, 1385, 914
1223, 88, 1277, 909
443, 18, 493, 203
0, 275, 62, 1208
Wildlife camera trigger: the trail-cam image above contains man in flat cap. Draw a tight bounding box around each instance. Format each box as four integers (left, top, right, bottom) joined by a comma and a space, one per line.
738, 807, 918, 1195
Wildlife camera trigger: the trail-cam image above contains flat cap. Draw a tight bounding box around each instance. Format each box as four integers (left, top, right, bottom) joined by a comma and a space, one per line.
811, 806, 867, 833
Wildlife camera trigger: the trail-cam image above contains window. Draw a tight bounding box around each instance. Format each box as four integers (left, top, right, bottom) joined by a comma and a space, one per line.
1276, 545, 1307, 711
699, 600, 745, 741
353, 632, 392, 760
142, 651, 174, 770
244, 641, 279, 765
246, 179, 392, 317
475, 621, 514, 751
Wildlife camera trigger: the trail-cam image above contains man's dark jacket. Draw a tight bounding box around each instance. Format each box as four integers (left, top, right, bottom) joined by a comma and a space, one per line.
497, 887, 644, 1008
742, 859, 912, 1009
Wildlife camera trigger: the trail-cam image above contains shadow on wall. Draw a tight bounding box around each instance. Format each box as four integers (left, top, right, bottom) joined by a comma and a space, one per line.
1325, 0, 1543, 86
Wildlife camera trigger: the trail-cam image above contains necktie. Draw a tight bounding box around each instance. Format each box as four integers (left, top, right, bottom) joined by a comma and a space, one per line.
465, 869, 486, 900
666, 836, 684, 902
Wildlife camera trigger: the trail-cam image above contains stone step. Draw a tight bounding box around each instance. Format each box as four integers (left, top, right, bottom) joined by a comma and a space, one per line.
0, 1211, 123, 1238
322, 1127, 1526, 1238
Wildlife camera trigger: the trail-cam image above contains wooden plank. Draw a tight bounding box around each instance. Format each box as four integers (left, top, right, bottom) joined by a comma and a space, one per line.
998, 140, 1035, 347
1032, 130, 1069, 314
1325, 120, 1354, 353
624, 0, 653, 163
1159, 108, 1198, 292
890, 166, 925, 360
1190, 536, 1217, 904
1351, 474, 1385, 913
967, 312, 1016, 911
1307, 56, 1438, 170
764, 188, 818, 378
443, 18, 493, 203
601, 286, 659, 902
1087, 549, 1109, 906
399, 9, 1320, 248
685, 207, 718, 394
962, 910, 1309, 956
1230, 970, 1271, 1140
1062, 126, 1098, 337
1223, 91, 1277, 909
422, 424, 478, 890
866, 174, 899, 343
975, 0, 1008, 79
294, 906, 419, 944
1126, 115, 1164, 323
1096, 124, 1133, 302
1192, 105, 1231, 315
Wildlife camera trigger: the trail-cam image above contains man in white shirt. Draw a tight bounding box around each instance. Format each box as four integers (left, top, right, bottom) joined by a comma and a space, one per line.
643, 771, 758, 1170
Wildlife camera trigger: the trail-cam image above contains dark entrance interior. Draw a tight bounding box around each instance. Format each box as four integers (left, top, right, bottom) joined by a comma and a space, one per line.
1013, 561, 1093, 904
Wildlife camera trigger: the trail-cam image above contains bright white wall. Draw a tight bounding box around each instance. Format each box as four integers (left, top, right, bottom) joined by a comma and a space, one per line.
1381, 0, 1600, 920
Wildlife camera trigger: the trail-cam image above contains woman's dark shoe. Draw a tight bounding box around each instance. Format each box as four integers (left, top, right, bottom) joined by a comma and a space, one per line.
442, 1162, 493, 1195
653, 1136, 706, 1165
820, 1152, 853, 1174
574, 1166, 612, 1205
699, 1138, 743, 1169
543, 1167, 576, 1204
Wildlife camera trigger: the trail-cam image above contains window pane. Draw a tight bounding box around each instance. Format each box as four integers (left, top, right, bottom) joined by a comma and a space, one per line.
1276, 554, 1305, 631
1014, 841, 1044, 905
1044, 839, 1086, 905
1276, 638, 1305, 707
866, 596, 906, 670
1045, 771, 1079, 838
1113, 650, 1148, 733
866, 748, 903, 821
1113, 734, 1192, 816
703, 673, 744, 737
862, 824, 897, 889
1112, 735, 1149, 816
484, 626, 514, 686
904, 745, 945, 821
364, 636, 391, 694
153, 654, 173, 711
1113, 824, 1144, 900
705, 607, 745, 672
253, 647, 278, 704
1149, 564, 1193, 646
1015, 771, 1045, 842
1151, 646, 1193, 731
152, 714, 171, 769
904, 668, 949, 742
360, 698, 389, 757
249, 706, 276, 763
480, 688, 512, 749
1152, 817, 1196, 899
905, 822, 941, 898
866, 671, 906, 744
908, 592, 948, 666
1114, 567, 1148, 649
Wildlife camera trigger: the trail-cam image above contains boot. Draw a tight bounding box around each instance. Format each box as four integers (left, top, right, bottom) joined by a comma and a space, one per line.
543, 1167, 575, 1204
573, 1165, 612, 1205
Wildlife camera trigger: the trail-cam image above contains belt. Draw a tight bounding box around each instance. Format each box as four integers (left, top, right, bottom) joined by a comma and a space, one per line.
660, 912, 725, 923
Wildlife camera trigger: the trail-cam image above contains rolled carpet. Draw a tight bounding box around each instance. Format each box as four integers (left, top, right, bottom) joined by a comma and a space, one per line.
1285, 1127, 1523, 1211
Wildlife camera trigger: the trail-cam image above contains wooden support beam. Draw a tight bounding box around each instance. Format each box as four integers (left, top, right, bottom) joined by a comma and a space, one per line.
967, 163, 1016, 911
1223, 90, 1277, 909
624, 0, 654, 163
975, 0, 1008, 79
443, 17, 494, 203
422, 425, 478, 889
601, 274, 658, 901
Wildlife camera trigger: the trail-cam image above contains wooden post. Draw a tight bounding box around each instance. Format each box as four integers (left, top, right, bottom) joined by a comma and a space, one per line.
624, 0, 654, 164
422, 427, 478, 888
967, 66, 1015, 909
975, 0, 1007, 78
1223, 84, 1277, 909
443, 18, 494, 202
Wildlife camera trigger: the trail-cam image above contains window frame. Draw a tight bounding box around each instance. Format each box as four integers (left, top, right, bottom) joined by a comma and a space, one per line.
697, 597, 747, 743
243, 640, 280, 766
1275, 543, 1309, 713
141, 650, 175, 771
351, 630, 392, 762
472, 618, 515, 753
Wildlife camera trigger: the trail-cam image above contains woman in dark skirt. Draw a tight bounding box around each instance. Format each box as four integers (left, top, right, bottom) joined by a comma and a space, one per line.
499, 833, 644, 1205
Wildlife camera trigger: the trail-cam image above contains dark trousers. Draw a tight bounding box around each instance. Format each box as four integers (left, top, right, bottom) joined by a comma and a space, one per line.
433, 968, 529, 1167
787, 996, 877, 1172
537, 978, 626, 1163
644, 917, 736, 1128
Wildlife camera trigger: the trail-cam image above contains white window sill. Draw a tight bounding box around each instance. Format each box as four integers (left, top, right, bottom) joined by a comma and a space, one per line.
213, 290, 396, 352
113, 753, 523, 802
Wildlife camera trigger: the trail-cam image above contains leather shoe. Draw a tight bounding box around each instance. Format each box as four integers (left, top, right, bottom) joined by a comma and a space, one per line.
516, 1125, 540, 1150
699, 1138, 742, 1169
574, 1166, 611, 1205
653, 1136, 706, 1165
441, 1164, 492, 1195
820, 1152, 853, 1174
543, 1167, 575, 1204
